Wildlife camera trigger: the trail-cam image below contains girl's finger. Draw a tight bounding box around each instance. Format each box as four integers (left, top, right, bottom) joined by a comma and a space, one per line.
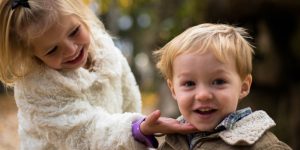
145, 110, 161, 125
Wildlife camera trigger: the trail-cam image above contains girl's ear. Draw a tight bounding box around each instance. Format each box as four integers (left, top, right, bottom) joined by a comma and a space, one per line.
239, 74, 252, 100
167, 79, 177, 101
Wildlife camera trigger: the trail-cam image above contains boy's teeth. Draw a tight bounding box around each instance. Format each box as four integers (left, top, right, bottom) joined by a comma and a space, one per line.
199, 108, 211, 112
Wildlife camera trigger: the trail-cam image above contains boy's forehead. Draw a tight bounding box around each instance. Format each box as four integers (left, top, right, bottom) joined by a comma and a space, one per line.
172, 51, 238, 77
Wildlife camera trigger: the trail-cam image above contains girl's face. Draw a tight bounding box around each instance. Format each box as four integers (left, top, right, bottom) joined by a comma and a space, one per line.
32, 15, 90, 71
167, 50, 252, 131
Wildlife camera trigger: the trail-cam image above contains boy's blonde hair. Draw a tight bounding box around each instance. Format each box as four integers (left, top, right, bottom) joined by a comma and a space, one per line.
0, 0, 104, 86
154, 23, 254, 80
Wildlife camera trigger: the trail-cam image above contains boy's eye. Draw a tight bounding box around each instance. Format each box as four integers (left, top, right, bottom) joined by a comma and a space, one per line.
212, 79, 226, 85
69, 26, 80, 37
183, 81, 195, 87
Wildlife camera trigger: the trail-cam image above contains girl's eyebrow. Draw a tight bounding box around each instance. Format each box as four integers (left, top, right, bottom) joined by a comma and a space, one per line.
42, 24, 78, 55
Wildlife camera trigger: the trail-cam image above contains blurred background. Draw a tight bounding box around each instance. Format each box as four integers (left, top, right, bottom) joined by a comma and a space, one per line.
1, 0, 300, 149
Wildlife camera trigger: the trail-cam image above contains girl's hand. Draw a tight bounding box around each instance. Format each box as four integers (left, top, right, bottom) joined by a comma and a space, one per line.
140, 110, 198, 135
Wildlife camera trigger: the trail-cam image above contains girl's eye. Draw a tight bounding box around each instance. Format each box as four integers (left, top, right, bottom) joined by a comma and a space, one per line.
183, 81, 195, 87
212, 79, 226, 85
46, 46, 58, 55
69, 26, 80, 37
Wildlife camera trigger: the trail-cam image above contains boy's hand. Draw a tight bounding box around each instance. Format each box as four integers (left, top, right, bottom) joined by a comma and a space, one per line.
140, 110, 198, 135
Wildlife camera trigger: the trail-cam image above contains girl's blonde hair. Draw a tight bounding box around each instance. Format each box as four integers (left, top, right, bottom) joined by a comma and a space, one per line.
0, 0, 104, 86
154, 23, 254, 80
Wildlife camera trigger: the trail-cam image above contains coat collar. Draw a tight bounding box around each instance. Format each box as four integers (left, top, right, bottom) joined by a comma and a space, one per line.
164, 110, 276, 149
219, 110, 275, 145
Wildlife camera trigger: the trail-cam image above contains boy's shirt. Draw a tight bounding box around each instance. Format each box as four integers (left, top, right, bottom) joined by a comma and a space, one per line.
187, 107, 252, 149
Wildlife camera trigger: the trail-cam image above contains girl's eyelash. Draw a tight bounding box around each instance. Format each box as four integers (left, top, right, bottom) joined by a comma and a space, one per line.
46, 46, 57, 55
45, 25, 80, 56
69, 25, 80, 37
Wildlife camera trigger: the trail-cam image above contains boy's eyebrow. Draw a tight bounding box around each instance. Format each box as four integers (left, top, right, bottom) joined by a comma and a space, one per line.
176, 72, 190, 78
209, 68, 231, 75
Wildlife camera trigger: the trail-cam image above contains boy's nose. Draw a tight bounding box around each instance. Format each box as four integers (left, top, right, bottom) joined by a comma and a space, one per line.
195, 86, 213, 101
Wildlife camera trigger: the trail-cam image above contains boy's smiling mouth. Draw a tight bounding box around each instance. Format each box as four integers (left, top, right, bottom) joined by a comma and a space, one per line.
194, 108, 217, 115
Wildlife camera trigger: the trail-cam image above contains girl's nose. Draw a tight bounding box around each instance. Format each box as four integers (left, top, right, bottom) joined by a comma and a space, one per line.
195, 86, 213, 101
63, 40, 78, 56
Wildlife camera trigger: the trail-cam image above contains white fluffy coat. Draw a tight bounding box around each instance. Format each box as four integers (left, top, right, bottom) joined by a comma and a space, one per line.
14, 26, 147, 150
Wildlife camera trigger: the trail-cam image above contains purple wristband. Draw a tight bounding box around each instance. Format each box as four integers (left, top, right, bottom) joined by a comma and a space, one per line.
132, 117, 158, 148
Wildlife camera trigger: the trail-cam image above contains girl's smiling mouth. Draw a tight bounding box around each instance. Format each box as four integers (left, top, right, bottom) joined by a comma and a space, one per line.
65, 47, 84, 65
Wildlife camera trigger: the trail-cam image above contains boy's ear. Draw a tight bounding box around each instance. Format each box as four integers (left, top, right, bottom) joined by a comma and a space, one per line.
167, 79, 177, 101
239, 74, 252, 100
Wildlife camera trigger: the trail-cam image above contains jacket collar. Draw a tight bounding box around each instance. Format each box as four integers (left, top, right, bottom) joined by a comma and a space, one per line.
219, 110, 275, 145
164, 110, 276, 149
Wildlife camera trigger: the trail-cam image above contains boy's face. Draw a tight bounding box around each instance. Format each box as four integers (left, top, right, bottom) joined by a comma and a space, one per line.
32, 15, 90, 71
167, 50, 252, 131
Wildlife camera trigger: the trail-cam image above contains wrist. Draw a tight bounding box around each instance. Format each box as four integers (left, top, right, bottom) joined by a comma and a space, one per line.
131, 117, 158, 148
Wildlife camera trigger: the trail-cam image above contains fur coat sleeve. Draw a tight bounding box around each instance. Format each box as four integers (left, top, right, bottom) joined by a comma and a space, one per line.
14, 31, 147, 150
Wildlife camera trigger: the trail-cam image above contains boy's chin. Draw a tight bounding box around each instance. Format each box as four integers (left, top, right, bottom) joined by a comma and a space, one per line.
193, 123, 216, 132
